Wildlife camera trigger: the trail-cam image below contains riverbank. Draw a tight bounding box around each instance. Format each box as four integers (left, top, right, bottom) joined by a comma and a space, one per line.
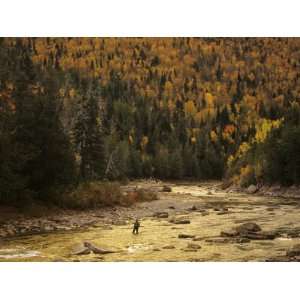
1, 180, 300, 262
0, 180, 169, 239
225, 183, 300, 199
1, 180, 299, 240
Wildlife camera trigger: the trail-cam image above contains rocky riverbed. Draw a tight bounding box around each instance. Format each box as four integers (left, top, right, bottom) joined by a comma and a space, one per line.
0, 180, 300, 262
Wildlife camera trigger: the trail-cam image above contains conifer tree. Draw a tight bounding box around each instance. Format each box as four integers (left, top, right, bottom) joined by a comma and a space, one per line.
74, 80, 106, 181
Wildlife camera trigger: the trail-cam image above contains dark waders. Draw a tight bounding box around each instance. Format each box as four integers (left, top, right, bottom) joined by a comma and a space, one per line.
132, 220, 140, 234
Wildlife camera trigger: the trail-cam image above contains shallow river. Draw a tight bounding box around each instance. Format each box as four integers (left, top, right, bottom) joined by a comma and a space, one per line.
1, 182, 300, 262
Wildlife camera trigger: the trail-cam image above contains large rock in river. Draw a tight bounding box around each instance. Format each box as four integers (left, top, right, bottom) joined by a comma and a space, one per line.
162, 245, 176, 249
247, 184, 259, 194
72, 244, 91, 255
153, 212, 169, 218
221, 222, 277, 240
236, 222, 262, 233
187, 243, 201, 250
84, 242, 115, 254
178, 234, 195, 239
169, 217, 190, 224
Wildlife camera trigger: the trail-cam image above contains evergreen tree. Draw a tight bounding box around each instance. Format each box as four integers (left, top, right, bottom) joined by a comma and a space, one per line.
74, 81, 106, 181
25, 74, 77, 199
0, 41, 76, 204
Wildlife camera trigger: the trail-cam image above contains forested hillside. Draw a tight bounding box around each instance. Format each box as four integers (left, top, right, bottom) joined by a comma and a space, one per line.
1, 38, 300, 205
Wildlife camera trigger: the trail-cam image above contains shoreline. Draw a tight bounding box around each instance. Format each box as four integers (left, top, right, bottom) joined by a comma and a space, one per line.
1, 180, 299, 240
226, 183, 300, 199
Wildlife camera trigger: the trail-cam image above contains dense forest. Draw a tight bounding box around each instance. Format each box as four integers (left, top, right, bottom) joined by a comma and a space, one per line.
1, 38, 300, 206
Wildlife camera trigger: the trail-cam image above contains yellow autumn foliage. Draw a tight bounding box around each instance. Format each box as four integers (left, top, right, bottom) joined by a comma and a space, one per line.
255, 118, 283, 143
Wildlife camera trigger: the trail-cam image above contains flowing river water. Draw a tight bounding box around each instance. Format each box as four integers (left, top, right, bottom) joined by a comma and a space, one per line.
1, 181, 300, 262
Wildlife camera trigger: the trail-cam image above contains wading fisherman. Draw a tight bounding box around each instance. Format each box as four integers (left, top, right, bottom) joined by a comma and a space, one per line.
132, 219, 140, 234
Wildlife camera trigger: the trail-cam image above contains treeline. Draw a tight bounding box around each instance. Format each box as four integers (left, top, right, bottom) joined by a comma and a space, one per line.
225, 103, 300, 187
1, 38, 300, 207
0, 39, 77, 205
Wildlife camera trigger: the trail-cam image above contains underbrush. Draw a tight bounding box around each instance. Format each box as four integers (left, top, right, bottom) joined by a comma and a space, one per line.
62, 181, 158, 209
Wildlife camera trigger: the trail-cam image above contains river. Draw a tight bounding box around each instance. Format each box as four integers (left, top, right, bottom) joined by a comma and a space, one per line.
0, 181, 300, 261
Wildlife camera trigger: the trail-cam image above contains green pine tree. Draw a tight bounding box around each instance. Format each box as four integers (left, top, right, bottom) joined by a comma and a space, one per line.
74, 80, 106, 181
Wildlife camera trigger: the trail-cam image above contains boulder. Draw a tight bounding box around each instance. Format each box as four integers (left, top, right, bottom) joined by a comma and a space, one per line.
246, 231, 277, 240
72, 245, 91, 255
83, 242, 115, 254
236, 222, 262, 234
247, 184, 259, 194
187, 243, 201, 250
153, 212, 169, 218
217, 208, 230, 215
178, 234, 195, 239
221, 223, 277, 241
162, 245, 176, 249
169, 218, 190, 224
188, 205, 197, 211
162, 186, 172, 192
